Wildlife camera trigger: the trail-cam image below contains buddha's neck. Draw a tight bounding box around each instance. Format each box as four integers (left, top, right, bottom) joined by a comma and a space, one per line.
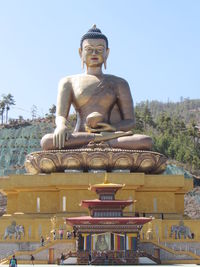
86, 66, 103, 76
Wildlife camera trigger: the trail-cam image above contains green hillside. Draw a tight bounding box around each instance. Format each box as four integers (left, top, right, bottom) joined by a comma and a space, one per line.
0, 120, 55, 176
135, 99, 200, 176
137, 98, 200, 123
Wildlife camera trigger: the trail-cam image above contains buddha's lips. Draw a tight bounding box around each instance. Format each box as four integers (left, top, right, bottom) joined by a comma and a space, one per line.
91, 57, 98, 60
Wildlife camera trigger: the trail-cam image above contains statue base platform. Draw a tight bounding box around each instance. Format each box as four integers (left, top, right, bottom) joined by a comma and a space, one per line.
25, 148, 167, 174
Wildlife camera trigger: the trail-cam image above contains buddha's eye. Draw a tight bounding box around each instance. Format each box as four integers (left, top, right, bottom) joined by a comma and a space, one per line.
85, 48, 93, 53
97, 49, 104, 53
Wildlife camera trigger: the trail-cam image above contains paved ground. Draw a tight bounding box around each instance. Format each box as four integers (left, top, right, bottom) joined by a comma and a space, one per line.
1, 265, 200, 266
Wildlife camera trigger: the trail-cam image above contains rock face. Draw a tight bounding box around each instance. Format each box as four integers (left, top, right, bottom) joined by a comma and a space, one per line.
184, 187, 200, 219
0, 193, 7, 216
0, 121, 55, 176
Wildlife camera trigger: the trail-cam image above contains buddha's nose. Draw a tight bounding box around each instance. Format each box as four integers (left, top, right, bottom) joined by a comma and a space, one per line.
92, 49, 97, 55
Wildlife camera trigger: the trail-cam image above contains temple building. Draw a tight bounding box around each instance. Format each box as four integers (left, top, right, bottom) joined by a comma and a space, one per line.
66, 174, 152, 264
0, 170, 196, 264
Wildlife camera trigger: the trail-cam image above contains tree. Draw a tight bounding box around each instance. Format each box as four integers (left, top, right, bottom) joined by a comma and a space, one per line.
0, 100, 5, 124
142, 104, 155, 130
18, 115, 24, 122
31, 105, 38, 120
134, 108, 144, 132
188, 121, 199, 148
45, 104, 56, 122
49, 104, 56, 116
2, 94, 15, 123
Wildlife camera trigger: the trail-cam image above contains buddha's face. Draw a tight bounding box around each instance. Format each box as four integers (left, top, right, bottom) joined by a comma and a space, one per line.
79, 39, 109, 68
100, 236, 105, 243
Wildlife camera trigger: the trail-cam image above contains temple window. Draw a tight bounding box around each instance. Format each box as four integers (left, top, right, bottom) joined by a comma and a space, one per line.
153, 198, 157, 212
93, 211, 121, 217
38, 224, 42, 237
28, 226, 32, 238
100, 194, 114, 200
62, 196, 66, 212
37, 197, 40, 212
129, 196, 133, 212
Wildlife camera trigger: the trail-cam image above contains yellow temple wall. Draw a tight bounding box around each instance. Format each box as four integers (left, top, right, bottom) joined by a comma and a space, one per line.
0, 172, 194, 242
63, 188, 96, 213
134, 191, 175, 213
175, 193, 184, 214
6, 193, 18, 214
1, 172, 193, 215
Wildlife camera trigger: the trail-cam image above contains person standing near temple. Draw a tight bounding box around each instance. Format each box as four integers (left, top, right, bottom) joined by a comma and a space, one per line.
73, 226, 77, 238
9, 255, 17, 267
40, 236, 44, 246
59, 229, 64, 239
30, 255, 35, 265
53, 230, 56, 240
88, 253, 92, 265
60, 253, 65, 265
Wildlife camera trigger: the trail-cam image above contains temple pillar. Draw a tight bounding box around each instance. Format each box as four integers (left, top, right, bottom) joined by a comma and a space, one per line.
154, 247, 160, 260
48, 248, 54, 264
124, 233, 127, 252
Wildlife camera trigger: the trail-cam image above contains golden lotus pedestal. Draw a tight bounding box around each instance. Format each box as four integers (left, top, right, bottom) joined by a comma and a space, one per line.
25, 148, 167, 174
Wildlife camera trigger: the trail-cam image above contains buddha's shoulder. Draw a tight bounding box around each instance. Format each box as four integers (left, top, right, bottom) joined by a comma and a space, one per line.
59, 74, 129, 87
104, 74, 129, 86
59, 74, 83, 84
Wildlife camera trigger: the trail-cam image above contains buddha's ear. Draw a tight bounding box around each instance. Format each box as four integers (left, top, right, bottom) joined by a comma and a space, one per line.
106, 48, 110, 59
104, 48, 110, 69
79, 48, 85, 69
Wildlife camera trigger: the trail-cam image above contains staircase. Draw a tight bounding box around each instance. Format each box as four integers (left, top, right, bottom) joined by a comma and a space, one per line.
139, 251, 161, 264
141, 240, 200, 264
0, 239, 75, 264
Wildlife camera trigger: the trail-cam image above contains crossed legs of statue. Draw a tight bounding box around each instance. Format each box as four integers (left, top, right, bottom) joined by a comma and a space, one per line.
41, 133, 153, 151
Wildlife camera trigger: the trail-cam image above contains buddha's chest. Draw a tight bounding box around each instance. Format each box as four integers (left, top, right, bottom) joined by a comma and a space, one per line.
72, 77, 116, 108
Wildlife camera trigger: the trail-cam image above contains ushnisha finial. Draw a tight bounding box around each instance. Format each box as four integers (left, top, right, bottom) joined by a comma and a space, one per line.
104, 173, 108, 184
80, 25, 109, 48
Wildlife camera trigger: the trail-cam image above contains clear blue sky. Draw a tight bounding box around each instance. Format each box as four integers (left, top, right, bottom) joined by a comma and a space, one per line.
0, 0, 200, 119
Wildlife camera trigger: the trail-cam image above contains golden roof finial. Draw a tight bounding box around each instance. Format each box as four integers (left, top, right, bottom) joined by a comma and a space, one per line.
104, 173, 108, 184
92, 24, 96, 29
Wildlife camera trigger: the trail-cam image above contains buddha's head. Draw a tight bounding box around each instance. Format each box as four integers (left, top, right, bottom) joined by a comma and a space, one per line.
79, 25, 110, 69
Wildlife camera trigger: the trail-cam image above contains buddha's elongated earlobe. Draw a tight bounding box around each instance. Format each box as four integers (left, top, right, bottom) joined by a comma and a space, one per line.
104, 48, 109, 69
79, 48, 84, 69
81, 58, 85, 70
103, 60, 107, 70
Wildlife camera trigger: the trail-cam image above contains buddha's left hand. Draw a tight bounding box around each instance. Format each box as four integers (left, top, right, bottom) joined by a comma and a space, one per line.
86, 122, 116, 133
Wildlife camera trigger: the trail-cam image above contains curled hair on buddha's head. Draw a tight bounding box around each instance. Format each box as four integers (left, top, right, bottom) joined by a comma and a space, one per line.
80, 24, 109, 49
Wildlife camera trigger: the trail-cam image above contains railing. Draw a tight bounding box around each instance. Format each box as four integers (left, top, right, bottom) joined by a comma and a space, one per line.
57, 250, 77, 265
64, 250, 77, 259
139, 250, 161, 264
77, 250, 139, 265
124, 212, 185, 220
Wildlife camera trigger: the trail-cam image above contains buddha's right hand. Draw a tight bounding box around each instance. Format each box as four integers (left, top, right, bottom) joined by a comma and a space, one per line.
53, 125, 68, 149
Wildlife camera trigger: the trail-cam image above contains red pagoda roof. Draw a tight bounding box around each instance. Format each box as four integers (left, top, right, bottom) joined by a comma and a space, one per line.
88, 174, 125, 194
81, 199, 134, 209
89, 183, 124, 192
66, 216, 152, 226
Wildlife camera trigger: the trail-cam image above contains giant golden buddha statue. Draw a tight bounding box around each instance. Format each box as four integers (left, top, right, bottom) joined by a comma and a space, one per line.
25, 25, 167, 174
41, 25, 152, 151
